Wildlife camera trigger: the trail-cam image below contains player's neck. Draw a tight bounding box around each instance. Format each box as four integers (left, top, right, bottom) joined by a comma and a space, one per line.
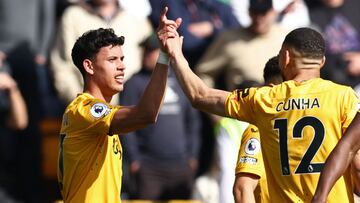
291, 69, 320, 83
84, 85, 113, 103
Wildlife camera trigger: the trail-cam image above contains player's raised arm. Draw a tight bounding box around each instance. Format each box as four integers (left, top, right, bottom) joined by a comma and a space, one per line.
110, 7, 177, 134
159, 8, 230, 117
312, 112, 360, 203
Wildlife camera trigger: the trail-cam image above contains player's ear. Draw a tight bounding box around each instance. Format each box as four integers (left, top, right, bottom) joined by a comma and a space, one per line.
83, 59, 94, 75
319, 56, 326, 69
285, 50, 290, 67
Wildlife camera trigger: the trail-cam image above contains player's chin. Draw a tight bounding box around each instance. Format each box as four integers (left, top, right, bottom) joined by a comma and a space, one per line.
114, 84, 124, 92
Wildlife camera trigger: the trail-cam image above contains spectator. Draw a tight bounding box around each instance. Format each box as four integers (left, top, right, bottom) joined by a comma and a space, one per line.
230, 0, 310, 30
191, 157, 220, 203
0, 1, 55, 202
309, 0, 360, 87
212, 116, 248, 203
148, 0, 240, 68
210, 80, 260, 203
0, 65, 28, 203
118, 0, 152, 18
196, 0, 288, 90
120, 34, 201, 200
50, 0, 152, 104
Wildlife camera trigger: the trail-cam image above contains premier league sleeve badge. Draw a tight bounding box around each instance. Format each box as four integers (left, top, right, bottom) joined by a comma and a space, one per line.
90, 102, 110, 118
245, 138, 261, 155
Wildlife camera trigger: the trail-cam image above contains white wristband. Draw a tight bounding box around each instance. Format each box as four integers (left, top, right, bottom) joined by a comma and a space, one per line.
157, 50, 170, 65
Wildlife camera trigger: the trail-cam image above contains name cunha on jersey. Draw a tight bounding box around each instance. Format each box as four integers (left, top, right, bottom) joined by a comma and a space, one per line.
276, 98, 320, 112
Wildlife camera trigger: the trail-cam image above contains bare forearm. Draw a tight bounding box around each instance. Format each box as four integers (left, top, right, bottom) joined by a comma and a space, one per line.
313, 113, 360, 202
313, 145, 353, 203
313, 140, 355, 202
171, 53, 228, 117
110, 63, 169, 134
137, 63, 169, 121
352, 151, 360, 196
233, 175, 258, 203
234, 187, 256, 203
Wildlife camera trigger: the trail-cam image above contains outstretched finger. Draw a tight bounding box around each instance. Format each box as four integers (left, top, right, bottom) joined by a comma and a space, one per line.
159, 7, 179, 29
159, 6, 168, 23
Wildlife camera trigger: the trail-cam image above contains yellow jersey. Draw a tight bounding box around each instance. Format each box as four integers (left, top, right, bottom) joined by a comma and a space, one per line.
58, 93, 122, 203
226, 78, 359, 203
235, 124, 269, 202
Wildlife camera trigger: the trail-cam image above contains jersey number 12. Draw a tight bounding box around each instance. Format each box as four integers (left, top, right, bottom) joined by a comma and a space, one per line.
274, 116, 325, 175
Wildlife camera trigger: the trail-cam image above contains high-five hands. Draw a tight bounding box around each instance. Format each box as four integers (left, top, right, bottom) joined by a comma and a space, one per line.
157, 7, 183, 57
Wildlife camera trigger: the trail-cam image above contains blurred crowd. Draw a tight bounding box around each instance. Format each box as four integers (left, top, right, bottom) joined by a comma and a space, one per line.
0, 0, 360, 202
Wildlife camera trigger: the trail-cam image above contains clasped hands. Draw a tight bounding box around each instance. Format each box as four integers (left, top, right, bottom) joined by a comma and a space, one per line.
156, 7, 184, 59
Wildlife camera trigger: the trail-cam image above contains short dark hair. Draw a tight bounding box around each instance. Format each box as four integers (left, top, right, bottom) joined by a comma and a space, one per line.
283, 27, 325, 59
71, 28, 125, 76
263, 56, 281, 84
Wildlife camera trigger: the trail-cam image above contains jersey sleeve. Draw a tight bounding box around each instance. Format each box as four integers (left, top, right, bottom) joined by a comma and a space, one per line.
71, 97, 120, 136
225, 87, 257, 124
341, 87, 360, 133
235, 125, 264, 178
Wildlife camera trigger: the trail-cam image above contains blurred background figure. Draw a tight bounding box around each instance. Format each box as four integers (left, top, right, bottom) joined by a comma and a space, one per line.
148, 0, 240, 69
213, 80, 260, 203
0, 0, 56, 202
118, 0, 152, 18
120, 34, 202, 200
308, 0, 360, 89
229, 0, 310, 30
196, 0, 288, 91
0, 65, 28, 203
50, 0, 152, 105
192, 80, 260, 203
191, 156, 219, 203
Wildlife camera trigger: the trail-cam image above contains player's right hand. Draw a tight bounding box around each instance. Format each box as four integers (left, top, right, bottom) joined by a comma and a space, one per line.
157, 7, 182, 52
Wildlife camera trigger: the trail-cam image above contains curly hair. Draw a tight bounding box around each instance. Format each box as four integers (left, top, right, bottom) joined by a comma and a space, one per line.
71, 28, 125, 76
283, 27, 325, 59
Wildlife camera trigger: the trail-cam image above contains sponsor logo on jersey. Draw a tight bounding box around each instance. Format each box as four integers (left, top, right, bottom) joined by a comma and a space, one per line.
239, 156, 258, 164
245, 138, 260, 155
90, 103, 110, 118
113, 137, 122, 160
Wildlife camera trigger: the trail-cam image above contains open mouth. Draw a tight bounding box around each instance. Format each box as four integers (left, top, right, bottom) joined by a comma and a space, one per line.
115, 75, 124, 84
